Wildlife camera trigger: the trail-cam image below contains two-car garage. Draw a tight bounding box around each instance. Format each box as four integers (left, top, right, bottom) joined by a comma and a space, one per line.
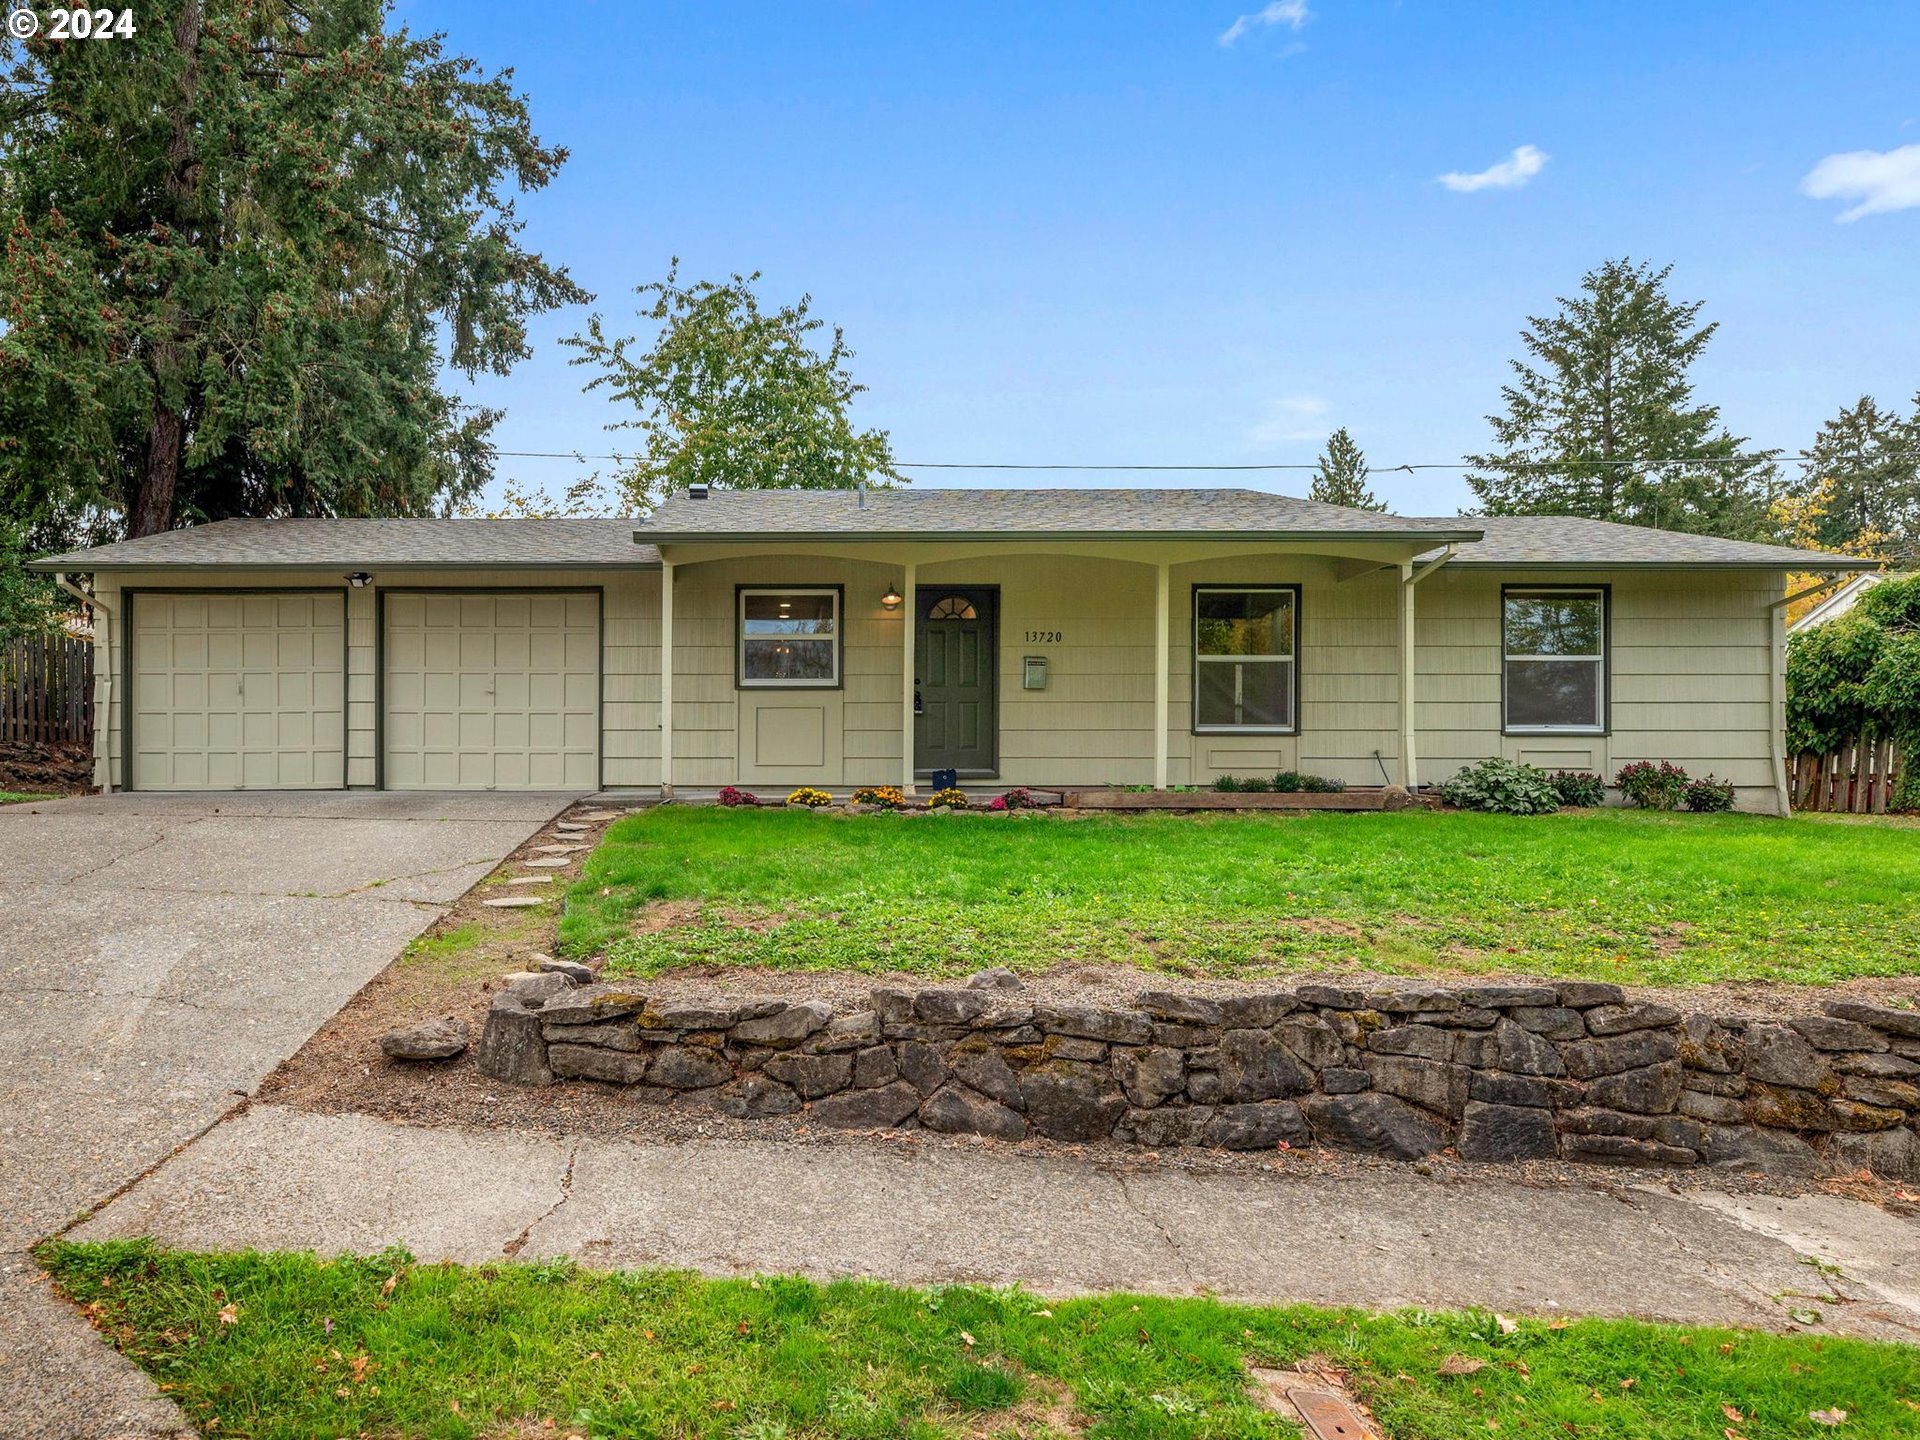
127, 588, 600, 791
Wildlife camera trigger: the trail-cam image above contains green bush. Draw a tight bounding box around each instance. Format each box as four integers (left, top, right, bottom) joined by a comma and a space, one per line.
1211, 775, 1272, 792
1272, 770, 1345, 793
1549, 770, 1606, 807
1439, 758, 1560, 815
1616, 760, 1690, 810
1684, 774, 1736, 812
1787, 574, 1920, 811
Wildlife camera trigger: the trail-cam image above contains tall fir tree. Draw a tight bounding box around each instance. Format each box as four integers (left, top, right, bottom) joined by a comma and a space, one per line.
1307, 427, 1385, 510
1465, 258, 1776, 537
0, 0, 586, 542
1791, 395, 1920, 560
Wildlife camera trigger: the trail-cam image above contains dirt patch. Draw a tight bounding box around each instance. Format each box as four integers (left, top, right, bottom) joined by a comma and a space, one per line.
629, 899, 794, 936
956, 1373, 1087, 1437
0, 739, 92, 795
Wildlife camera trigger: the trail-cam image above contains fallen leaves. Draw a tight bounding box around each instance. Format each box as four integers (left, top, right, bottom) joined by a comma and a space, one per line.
1809, 1408, 1848, 1427
1494, 1314, 1518, 1336
1438, 1354, 1486, 1377
215, 1304, 238, 1327
1722, 1404, 1744, 1423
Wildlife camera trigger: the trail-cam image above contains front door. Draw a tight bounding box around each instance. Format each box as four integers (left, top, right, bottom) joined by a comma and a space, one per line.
916, 586, 997, 777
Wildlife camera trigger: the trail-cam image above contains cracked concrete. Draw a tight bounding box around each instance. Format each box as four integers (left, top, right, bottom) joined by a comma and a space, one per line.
0, 790, 577, 1438
74, 1104, 1920, 1344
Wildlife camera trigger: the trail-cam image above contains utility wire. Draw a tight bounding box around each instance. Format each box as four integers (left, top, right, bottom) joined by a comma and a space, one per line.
488, 450, 1904, 471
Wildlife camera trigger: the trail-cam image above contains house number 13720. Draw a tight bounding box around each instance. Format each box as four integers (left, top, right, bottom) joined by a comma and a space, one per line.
1024, 629, 1061, 643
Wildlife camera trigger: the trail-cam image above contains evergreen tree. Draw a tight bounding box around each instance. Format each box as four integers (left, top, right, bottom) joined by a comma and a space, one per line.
1308, 427, 1385, 510
1465, 259, 1776, 537
1792, 395, 1920, 560
0, 1, 586, 539
566, 262, 901, 511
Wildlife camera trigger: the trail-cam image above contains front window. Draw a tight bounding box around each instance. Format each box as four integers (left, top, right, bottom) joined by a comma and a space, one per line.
1194, 587, 1297, 732
1503, 587, 1606, 732
739, 587, 839, 686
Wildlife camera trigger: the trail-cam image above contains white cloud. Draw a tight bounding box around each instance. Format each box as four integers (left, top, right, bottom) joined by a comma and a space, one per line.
1219, 1, 1310, 47
1800, 144, 1920, 222
1244, 395, 1329, 447
1437, 144, 1549, 193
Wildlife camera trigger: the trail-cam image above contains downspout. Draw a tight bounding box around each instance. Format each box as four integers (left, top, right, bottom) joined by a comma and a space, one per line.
54, 573, 114, 793
1397, 546, 1454, 792
1766, 574, 1853, 819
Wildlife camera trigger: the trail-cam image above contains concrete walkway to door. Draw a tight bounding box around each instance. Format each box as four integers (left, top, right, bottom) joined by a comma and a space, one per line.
0, 790, 577, 1439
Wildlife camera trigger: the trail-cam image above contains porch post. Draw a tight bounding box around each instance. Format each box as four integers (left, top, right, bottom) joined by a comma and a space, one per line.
1398, 560, 1417, 791
1153, 562, 1170, 790
901, 557, 917, 793
659, 558, 675, 800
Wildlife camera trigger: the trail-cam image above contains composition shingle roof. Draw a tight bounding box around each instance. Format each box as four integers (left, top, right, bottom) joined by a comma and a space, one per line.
30, 517, 661, 571
638, 486, 1481, 540
1419, 515, 1881, 570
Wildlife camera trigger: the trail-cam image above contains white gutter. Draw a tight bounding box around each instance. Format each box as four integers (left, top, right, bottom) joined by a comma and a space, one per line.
1765, 574, 1856, 819
1398, 545, 1456, 791
53, 573, 113, 793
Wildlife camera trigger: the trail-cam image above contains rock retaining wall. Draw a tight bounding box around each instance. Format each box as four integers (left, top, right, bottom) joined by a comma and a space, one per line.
475, 971, 1920, 1180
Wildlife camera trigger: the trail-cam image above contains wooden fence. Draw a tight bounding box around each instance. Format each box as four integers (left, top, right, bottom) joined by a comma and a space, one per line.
1791, 737, 1907, 813
1, 631, 94, 746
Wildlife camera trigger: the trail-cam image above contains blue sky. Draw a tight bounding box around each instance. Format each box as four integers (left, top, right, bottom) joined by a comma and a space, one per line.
397, 1, 1920, 515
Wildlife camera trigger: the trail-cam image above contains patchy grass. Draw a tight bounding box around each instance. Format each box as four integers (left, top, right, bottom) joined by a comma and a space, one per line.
0, 790, 54, 805
558, 807, 1920, 986
40, 1241, 1919, 1440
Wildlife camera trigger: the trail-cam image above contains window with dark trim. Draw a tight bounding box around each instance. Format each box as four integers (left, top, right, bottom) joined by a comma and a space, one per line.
738, 587, 839, 687
1502, 586, 1607, 733
1193, 586, 1298, 733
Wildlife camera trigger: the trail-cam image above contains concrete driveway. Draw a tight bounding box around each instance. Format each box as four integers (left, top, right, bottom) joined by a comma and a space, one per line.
0, 790, 575, 1438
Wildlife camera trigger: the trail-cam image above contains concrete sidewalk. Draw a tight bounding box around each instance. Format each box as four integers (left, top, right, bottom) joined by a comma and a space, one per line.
75, 1104, 1920, 1343
0, 791, 576, 1438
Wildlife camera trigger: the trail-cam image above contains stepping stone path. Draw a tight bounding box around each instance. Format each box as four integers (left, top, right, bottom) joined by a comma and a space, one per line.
505, 875, 555, 886
531, 844, 588, 855
483, 896, 548, 909
522, 857, 571, 869
554, 823, 588, 834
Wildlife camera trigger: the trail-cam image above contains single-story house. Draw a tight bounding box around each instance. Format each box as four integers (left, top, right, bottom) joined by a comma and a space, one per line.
32, 486, 1876, 813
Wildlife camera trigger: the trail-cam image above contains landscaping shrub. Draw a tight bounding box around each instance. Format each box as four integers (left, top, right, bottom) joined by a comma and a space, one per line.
987, 788, 1036, 811
1439, 757, 1560, 814
927, 786, 968, 809
1685, 774, 1736, 813
1549, 770, 1606, 807
1212, 775, 1276, 792
851, 785, 905, 809
1272, 770, 1345, 793
716, 785, 758, 807
1615, 760, 1690, 810
785, 786, 832, 808
1787, 573, 1920, 810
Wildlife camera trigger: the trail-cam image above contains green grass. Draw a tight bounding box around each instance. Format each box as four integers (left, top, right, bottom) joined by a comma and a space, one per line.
557, 807, 1920, 987
0, 790, 54, 805
40, 1241, 1918, 1440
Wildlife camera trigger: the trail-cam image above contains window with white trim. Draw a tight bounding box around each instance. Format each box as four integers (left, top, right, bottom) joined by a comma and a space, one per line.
739, 587, 839, 686
1193, 586, 1297, 732
1503, 587, 1606, 732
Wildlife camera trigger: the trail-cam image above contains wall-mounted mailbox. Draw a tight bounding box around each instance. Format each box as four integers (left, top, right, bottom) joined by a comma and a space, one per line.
1023, 655, 1048, 691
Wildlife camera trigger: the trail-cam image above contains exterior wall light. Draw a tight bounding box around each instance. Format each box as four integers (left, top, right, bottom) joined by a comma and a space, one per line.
880, 585, 903, 610
345, 572, 373, 588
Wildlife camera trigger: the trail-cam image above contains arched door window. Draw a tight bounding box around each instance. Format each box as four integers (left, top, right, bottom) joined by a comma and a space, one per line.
926, 595, 978, 621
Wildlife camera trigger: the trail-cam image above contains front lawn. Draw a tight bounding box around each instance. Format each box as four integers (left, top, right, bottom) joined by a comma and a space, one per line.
558, 807, 1920, 986
42, 1240, 1918, 1440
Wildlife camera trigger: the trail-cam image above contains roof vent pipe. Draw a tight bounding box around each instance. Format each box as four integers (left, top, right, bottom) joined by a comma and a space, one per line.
857, 479, 867, 509
688, 482, 708, 499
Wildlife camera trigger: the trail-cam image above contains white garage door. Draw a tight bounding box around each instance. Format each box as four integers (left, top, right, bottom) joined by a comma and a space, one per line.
383, 592, 599, 790
130, 592, 346, 791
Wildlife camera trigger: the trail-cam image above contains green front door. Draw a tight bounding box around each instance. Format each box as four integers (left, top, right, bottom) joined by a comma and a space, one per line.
916, 587, 997, 777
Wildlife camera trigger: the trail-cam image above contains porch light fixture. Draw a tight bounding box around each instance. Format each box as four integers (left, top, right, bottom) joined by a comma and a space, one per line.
880, 585, 903, 610
345, 571, 373, 588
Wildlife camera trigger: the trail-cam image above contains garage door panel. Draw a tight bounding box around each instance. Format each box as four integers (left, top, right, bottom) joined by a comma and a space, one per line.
132, 592, 345, 791
384, 590, 598, 792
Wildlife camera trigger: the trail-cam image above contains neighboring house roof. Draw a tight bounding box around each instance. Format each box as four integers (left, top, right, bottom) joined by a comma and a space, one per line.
1787, 570, 1900, 632
638, 487, 1483, 542
1417, 514, 1884, 571
28, 490, 1877, 573
29, 517, 662, 571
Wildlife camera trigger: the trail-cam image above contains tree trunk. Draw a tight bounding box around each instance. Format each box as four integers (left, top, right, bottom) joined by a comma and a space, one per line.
130, 398, 185, 538
128, 0, 204, 538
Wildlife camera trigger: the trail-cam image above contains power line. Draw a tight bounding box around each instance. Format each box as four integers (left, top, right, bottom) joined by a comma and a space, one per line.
488, 450, 1903, 471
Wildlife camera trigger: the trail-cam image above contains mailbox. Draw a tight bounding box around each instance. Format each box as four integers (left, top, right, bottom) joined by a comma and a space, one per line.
1023, 655, 1048, 691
